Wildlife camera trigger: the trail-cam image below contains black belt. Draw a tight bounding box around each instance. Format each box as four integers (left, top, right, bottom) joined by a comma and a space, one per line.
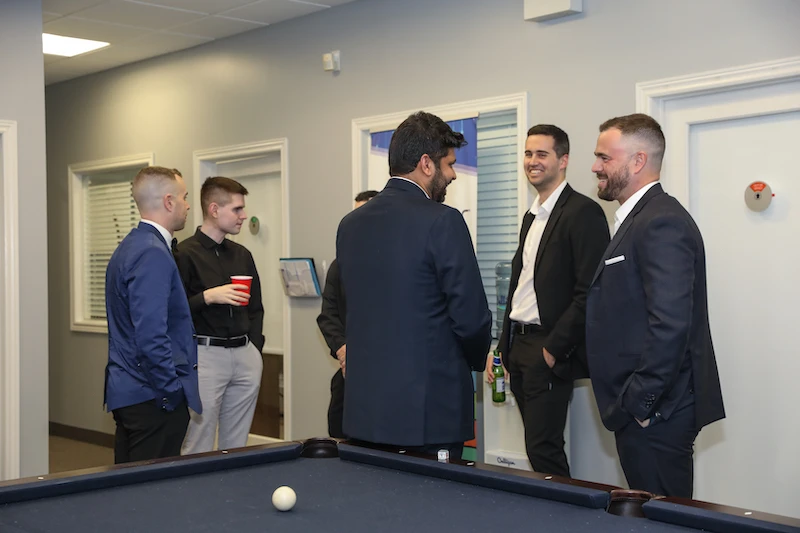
512, 323, 543, 335
196, 335, 249, 348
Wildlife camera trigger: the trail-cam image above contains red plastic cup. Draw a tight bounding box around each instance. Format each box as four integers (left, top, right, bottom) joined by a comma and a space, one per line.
231, 276, 253, 306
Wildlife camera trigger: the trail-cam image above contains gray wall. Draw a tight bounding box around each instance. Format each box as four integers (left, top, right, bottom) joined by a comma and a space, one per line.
1, 0, 49, 477
45, 0, 800, 453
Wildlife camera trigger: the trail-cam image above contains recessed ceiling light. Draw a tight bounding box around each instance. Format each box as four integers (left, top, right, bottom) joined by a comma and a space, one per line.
43, 33, 109, 57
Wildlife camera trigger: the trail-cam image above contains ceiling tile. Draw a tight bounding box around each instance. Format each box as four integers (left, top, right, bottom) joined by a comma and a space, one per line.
221, 0, 325, 25
104, 32, 213, 62
75, 0, 206, 30
168, 15, 265, 39
54, 42, 158, 70
45, 16, 145, 44
42, 0, 106, 16
134, 0, 258, 15
43, 11, 63, 23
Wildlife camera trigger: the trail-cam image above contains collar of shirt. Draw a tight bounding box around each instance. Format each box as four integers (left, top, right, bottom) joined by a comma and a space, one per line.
529, 179, 568, 217
193, 226, 228, 249
140, 219, 173, 249
614, 181, 660, 233
391, 176, 430, 199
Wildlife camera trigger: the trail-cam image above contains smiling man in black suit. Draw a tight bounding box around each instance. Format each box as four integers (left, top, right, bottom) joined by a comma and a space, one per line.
586, 113, 725, 498
492, 125, 609, 478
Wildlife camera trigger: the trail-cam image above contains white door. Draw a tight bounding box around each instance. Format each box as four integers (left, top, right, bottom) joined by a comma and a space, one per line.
225, 171, 284, 354
690, 109, 800, 518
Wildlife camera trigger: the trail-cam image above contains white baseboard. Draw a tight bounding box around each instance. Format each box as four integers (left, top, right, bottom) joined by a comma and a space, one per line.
485, 449, 532, 471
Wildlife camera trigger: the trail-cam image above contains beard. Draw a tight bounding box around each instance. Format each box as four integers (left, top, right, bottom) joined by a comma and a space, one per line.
430, 166, 449, 203
597, 165, 631, 202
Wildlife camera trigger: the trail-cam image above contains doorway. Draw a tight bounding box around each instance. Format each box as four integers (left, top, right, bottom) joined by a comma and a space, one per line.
193, 140, 290, 442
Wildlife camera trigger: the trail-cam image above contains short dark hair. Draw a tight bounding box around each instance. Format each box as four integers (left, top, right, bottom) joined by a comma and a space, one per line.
388, 111, 467, 176
599, 114, 666, 170
200, 176, 248, 217
355, 190, 379, 202
527, 124, 570, 158
171, 168, 183, 178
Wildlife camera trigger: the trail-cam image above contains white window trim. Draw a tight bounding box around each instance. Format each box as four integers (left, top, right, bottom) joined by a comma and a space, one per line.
69, 153, 155, 334
351, 92, 531, 226
0, 119, 21, 481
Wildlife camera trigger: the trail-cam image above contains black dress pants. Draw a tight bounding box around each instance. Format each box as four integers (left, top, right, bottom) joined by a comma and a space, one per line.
328, 368, 346, 439
614, 399, 699, 497
508, 330, 573, 478
112, 398, 190, 464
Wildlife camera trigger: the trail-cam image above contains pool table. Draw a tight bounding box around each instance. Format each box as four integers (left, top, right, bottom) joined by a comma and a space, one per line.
0, 438, 797, 533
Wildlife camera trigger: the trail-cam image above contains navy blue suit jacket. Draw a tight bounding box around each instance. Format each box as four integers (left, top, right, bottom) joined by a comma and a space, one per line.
586, 184, 724, 432
336, 178, 492, 446
104, 222, 201, 414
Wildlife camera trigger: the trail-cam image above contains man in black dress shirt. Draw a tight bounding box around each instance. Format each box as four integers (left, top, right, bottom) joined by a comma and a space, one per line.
176, 177, 265, 454
316, 190, 378, 438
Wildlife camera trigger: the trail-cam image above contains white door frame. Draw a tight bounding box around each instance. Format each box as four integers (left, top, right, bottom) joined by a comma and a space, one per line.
636, 56, 800, 207
192, 139, 292, 439
0, 119, 21, 480
351, 93, 530, 225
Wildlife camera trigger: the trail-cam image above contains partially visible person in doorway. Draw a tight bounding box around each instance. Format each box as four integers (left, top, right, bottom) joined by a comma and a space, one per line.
317, 189, 379, 439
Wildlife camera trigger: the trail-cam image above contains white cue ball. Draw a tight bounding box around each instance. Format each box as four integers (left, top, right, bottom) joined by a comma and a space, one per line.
272, 486, 297, 511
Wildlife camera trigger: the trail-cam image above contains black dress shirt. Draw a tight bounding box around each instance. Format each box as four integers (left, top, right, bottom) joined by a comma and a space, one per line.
175, 227, 265, 352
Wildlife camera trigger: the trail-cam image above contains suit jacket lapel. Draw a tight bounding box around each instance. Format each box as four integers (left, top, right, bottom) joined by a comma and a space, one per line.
519, 212, 534, 247
510, 212, 534, 294
534, 184, 571, 275
591, 183, 665, 285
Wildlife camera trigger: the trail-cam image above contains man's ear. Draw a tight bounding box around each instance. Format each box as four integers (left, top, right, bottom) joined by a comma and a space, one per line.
419, 154, 436, 178
632, 151, 648, 175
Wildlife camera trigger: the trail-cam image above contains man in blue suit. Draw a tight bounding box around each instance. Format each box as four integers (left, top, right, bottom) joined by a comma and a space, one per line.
105, 166, 202, 464
336, 112, 492, 457
586, 114, 724, 497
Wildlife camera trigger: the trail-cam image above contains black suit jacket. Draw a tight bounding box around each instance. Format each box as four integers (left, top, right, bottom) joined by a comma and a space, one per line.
317, 259, 346, 359
497, 184, 610, 380
586, 183, 725, 432
336, 178, 492, 446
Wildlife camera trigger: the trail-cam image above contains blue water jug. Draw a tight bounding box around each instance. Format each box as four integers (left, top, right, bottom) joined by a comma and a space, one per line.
495, 262, 512, 334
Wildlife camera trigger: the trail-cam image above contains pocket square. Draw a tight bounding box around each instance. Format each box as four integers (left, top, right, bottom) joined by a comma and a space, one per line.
604, 255, 625, 266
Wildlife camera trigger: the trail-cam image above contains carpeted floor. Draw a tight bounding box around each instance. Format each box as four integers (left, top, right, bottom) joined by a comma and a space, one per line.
49, 436, 115, 474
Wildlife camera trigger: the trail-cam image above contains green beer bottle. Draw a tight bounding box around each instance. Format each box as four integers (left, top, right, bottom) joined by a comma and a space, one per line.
491, 351, 506, 403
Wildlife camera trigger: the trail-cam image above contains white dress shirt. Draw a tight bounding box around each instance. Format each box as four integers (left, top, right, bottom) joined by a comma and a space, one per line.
391, 177, 430, 199
508, 180, 568, 325
141, 219, 173, 248
613, 181, 659, 235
